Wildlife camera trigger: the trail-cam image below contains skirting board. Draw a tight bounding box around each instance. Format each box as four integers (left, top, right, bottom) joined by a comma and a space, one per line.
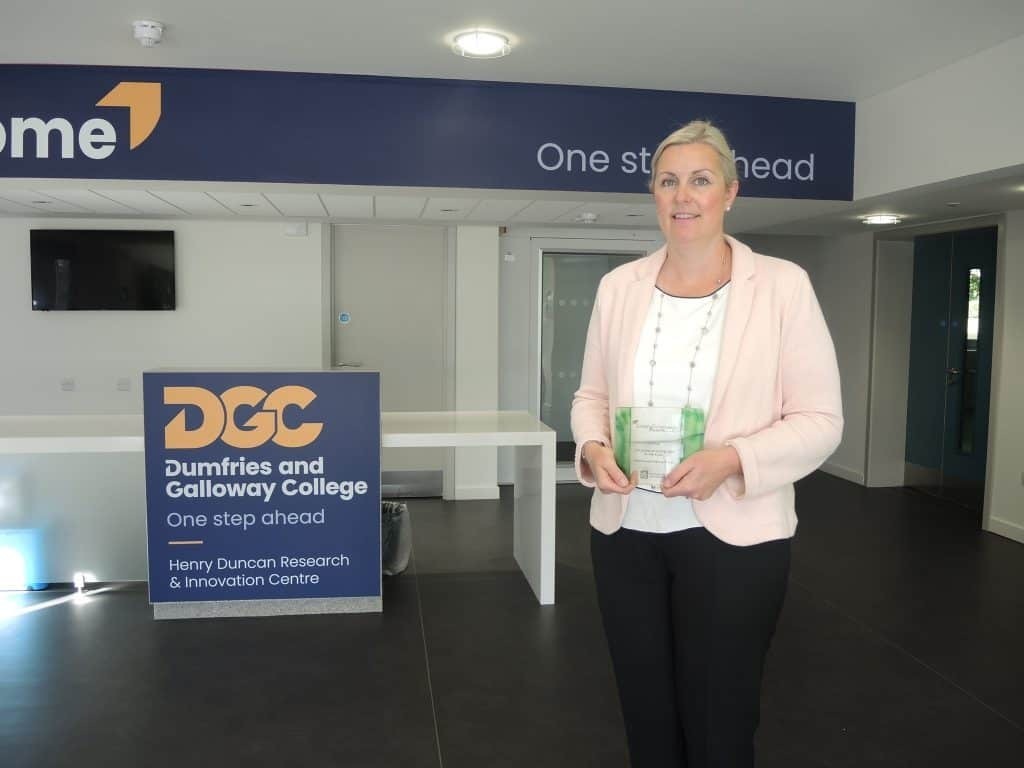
988, 517, 1024, 545
449, 484, 501, 501
153, 595, 382, 620
556, 464, 579, 484
382, 470, 442, 499
821, 462, 866, 485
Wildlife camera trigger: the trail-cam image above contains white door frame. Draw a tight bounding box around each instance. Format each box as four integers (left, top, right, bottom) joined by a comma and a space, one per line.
865, 214, 1005, 535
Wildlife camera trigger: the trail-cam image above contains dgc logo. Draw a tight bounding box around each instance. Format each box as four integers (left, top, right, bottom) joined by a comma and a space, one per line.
0, 81, 161, 160
164, 386, 324, 450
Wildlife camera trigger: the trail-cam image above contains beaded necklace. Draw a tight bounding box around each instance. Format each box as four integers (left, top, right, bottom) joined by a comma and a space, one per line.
646, 245, 729, 408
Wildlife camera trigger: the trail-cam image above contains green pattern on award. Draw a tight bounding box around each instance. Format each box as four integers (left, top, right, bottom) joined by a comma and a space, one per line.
613, 406, 706, 492
681, 406, 705, 459
614, 407, 633, 474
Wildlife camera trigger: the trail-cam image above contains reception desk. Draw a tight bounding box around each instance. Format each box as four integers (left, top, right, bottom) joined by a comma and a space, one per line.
0, 410, 557, 605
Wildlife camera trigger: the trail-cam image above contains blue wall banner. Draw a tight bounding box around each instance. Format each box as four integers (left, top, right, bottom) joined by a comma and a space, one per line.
142, 370, 381, 605
0, 65, 854, 199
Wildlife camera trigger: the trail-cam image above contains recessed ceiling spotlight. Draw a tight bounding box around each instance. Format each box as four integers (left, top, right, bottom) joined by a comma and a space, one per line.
625, 213, 644, 218
946, 201, 961, 207
32, 200, 51, 204
439, 208, 460, 213
861, 213, 902, 225
451, 29, 512, 58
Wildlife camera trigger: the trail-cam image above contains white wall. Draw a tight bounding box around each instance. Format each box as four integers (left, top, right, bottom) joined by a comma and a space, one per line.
986, 211, 1024, 543
451, 225, 500, 499
808, 232, 875, 483
0, 217, 327, 581
855, 33, 1024, 199
741, 233, 874, 483
0, 218, 325, 415
738, 234, 828, 275
866, 240, 914, 487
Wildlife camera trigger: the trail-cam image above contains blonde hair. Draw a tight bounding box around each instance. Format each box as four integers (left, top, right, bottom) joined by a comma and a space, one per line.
649, 120, 738, 190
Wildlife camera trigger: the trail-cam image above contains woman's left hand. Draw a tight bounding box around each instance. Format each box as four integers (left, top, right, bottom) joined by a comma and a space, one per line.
661, 446, 742, 500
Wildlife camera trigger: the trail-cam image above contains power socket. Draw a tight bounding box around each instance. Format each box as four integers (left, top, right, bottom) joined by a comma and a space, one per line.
60, 378, 75, 392
116, 377, 131, 392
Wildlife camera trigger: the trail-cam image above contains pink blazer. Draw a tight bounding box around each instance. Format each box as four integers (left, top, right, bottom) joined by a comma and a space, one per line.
571, 235, 843, 546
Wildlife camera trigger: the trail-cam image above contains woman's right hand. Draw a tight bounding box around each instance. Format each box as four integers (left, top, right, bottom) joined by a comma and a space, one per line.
583, 441, 638, 495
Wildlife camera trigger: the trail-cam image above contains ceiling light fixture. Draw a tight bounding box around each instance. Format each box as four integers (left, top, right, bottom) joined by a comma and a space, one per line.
861, 214, 903, 226
575, 212, 598, 224
451, 29, 512, 59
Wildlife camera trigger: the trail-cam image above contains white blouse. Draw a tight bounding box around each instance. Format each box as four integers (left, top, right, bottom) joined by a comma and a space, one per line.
621, 282, 730, 533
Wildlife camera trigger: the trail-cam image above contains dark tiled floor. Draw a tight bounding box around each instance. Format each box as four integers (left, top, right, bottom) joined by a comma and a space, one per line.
1, 472, 1022, 767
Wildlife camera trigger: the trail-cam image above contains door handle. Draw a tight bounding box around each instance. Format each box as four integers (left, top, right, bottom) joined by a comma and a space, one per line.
945, 367, 961, 385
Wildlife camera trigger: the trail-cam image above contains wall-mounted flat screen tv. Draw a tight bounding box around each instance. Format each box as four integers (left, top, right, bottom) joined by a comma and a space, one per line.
30, 229, 176, 311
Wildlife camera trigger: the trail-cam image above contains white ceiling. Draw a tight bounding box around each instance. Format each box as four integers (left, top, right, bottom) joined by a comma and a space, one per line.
4, 1, 1024, 236
0, 179, 857, 233
5, 1, 1024, 101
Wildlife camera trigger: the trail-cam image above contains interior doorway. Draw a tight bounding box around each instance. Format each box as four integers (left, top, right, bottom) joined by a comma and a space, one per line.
331, 224, 450, 496
905, 226, 997, 513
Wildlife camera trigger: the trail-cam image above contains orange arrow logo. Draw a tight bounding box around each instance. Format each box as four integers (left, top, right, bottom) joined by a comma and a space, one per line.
96, 82, 162, 149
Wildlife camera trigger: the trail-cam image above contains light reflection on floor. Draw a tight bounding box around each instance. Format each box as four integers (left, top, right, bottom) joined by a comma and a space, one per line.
0, 586, 115, 620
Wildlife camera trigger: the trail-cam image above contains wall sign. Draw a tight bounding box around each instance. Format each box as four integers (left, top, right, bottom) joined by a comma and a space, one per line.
0, 65, 854, 199
142, 370, 381, 604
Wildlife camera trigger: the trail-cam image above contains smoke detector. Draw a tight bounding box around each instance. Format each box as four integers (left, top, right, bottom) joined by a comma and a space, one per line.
133, 20, 164, 48
575, 212, 598, 224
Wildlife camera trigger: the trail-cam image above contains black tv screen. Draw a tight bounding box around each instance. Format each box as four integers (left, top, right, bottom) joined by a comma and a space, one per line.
30, 229, 176, 311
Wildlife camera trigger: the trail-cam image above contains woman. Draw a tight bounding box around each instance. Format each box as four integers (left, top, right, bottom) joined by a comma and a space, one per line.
571, 120, 843, 767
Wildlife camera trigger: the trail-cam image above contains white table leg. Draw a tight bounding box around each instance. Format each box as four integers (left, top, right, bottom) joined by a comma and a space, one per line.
513, 435, 556, 604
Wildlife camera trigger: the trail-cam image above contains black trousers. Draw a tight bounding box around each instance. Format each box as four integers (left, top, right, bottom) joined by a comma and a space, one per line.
590, 526, 790, 768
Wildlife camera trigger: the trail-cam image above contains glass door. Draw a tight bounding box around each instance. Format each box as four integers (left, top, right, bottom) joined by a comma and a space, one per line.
905, 226, 997, 512
940, 228, 997, 492
540, 250, 640, 462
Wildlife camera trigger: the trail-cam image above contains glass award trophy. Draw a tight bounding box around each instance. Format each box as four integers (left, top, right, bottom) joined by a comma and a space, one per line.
613, 406, 705, 492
